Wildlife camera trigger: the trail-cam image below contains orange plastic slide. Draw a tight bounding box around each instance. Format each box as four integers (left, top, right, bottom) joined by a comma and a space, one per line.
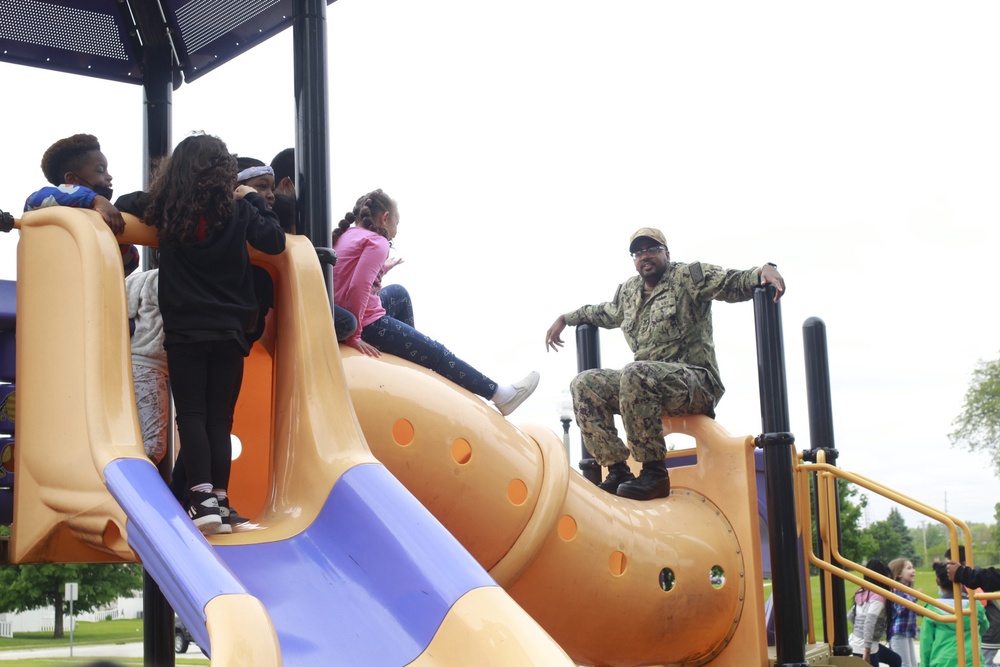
8, 207, 573, 665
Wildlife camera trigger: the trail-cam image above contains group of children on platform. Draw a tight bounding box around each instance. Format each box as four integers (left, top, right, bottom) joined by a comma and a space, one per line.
24, 132, 538, 536
849, 547, 1000, 666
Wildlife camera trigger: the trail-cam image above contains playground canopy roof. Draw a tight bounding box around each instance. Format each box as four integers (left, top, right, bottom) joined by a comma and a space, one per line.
0, 0, 336, 86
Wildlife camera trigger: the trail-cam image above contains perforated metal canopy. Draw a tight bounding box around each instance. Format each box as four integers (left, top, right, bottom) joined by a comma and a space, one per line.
0, 0, 336, 86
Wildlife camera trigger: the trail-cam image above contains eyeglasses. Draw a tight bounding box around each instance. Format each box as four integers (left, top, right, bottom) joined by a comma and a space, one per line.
631, 245, 667, 260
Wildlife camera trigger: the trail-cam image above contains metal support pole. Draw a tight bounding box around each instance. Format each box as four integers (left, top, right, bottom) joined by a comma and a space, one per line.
142, 52, 172, 196
139, 34, 176, 667
293, 0, 334, 298
575, 323, 601, 484
754, 285, 808, 667
802, 317, 850, 655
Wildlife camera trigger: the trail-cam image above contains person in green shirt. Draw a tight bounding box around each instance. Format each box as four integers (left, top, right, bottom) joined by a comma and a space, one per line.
922, 561, 989, 667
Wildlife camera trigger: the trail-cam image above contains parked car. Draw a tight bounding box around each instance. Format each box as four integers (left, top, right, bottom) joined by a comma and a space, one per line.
175, 615, 196, 654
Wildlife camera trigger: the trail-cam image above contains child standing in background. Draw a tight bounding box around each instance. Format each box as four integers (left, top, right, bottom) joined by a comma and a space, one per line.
848, 559, 902, 666
887, 558, 918, 667
946, 545, 1000, 664
922, 561, 989, 667
144, 133, 285, 535
125, 267, 168, 463
24, 134, 139, 276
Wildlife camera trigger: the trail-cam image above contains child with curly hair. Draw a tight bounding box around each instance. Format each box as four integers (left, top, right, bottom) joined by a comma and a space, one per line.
332, 189, 538, 416
144, 133, 285, 535
24, 133, 139, 276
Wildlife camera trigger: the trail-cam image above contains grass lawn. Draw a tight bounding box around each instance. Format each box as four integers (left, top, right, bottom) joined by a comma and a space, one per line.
0, 619, 208, 666
807, 566, 942, 640
0, 619, 144, 650
762, 567, 944, 641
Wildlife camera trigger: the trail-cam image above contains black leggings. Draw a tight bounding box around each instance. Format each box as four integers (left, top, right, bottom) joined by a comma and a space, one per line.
166, 339, 245, 492
854, 644, 901, 667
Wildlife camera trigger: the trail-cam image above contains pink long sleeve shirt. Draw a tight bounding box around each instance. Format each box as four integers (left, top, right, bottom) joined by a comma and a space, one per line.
333, 226, 389, 345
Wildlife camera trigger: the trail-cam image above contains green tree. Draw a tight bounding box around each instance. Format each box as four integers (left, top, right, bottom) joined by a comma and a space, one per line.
968, 522, 998, 566
950, 355, 1000, 476
0, 564, 142, 637
807, 480, 873, 575
865, 513, 904, 562
885, 508, 916, 560
836, 483, 875, 563
924, 522, 949, 563
993, 503, 1000, 558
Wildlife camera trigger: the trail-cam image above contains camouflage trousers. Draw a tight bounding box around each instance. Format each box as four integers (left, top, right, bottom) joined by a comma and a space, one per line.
570, 362, 719, 465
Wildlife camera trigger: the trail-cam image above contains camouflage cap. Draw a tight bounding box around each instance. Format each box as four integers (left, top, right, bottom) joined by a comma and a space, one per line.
629, 227, 668, 253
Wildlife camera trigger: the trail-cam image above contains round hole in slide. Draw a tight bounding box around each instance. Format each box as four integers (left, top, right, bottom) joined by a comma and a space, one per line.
393, 419, 415, 446
451, 438, 472, 464
507, 478, 528, 505
710, 565, 726, 589
609, 551, 628, 577
557, 515, 578, 541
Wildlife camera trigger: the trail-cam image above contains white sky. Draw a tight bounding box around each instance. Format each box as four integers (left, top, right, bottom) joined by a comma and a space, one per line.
2, 1, 999, 531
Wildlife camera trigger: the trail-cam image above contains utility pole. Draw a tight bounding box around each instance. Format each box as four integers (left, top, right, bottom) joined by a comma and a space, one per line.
921, 521, 928, 567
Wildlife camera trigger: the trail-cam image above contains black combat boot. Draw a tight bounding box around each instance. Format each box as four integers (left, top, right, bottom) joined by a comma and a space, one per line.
616, 461, 670, 500
597, 461, 636, 493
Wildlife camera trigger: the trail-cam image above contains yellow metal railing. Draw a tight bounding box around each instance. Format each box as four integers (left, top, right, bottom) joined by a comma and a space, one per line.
796, 448, 986, 667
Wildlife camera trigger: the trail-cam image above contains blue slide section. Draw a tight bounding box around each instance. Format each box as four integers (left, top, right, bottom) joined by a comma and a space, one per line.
105, 458, 498, 665
104, 460, 244, 652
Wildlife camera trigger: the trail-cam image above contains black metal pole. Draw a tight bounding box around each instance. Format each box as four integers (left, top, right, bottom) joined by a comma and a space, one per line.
753, 284, 808, 667
802, 317, 850, 655
575, 324, 602, 484
140, 35, 175, 667
293, 0, 334, 296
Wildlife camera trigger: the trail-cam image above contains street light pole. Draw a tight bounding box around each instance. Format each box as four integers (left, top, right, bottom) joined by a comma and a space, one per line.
556, 390, 573, 460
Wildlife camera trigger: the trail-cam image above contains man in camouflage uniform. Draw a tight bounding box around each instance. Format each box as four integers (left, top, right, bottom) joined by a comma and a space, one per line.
545, 227, 785, 500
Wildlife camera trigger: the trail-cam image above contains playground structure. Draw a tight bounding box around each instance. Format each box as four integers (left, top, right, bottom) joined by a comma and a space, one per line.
1, 162, 993, 667
0, 2, 991, 666
3, 206, 774, 665
5, 203, 988, 667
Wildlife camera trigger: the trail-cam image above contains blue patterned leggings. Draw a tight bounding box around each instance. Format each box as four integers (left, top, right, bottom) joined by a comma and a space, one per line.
363, 284, 497, 399
379, 284, 414, 327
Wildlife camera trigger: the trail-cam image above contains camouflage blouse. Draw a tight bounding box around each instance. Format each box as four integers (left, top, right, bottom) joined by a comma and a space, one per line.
563, 261, 761, 392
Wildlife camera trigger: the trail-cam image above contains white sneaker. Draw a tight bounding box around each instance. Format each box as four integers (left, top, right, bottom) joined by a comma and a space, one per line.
495, 371, 540, 416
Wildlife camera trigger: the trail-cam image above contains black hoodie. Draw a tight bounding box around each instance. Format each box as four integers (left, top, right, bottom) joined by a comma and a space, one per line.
156, 192, 285, 353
